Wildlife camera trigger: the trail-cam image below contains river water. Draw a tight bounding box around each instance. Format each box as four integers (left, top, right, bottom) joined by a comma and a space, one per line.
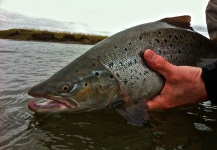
1, 39, 217, 150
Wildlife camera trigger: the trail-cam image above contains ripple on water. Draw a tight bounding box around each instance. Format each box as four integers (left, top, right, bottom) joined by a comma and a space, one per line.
0, 104, 32, 150
194, 123, 212, 131
0, 39, 92, 149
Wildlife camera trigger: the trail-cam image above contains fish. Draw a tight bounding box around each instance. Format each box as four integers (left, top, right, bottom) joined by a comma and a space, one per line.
28, 15, 217, 126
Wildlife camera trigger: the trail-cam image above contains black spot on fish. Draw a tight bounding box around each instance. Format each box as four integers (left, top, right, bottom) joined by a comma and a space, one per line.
95, 72, 99, 76
110, 75, 113, 79
163, 51, 166, 55
164, 39, 168, 44
100, 85, 102, 88
180, 35, 183, 39
128, 61, 132, 66
155, 39, 160, 43
108, 62, 113, 68
92, 63, 96, 66
178, 49, 181, 54
158, 50, 162, 55
193, 45, 196, 49
158, 31, 162, 35
139, 36, 142, 41
124, 79, 128, 85
116, 73, 120, 78
114, 46, 117, 49
134, 59, 137, 64
143, 70, 149, 75
175, 35, 178, 40
75, 70, 78, 73
182, 33, 186, 37
119, 62, 123, 66
168, 35, 172, 39
129, 42, 132, 46
97, 55, 101, 59
85, 83, 88, 86
124, 48, 128, 51
138, 50, 145, 62
170, 44, 175, 49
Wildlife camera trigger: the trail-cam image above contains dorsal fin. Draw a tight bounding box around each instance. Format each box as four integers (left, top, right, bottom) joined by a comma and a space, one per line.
161, 15, 193, 30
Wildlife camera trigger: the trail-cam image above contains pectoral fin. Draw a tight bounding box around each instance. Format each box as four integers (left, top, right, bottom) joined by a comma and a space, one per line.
112, 100, 150, 126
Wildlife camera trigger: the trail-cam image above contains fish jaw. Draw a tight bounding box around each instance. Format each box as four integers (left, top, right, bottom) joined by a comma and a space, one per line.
28, 95, 80, 113
28, 100, 71, 113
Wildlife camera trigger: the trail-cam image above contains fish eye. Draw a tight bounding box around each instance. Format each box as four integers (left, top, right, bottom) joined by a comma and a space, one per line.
61, 84, 70, 92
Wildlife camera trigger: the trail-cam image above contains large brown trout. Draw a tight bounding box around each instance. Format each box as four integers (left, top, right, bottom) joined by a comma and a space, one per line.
28, 16, 217, 126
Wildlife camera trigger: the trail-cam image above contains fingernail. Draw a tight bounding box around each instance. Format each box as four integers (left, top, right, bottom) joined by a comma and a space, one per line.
146, 50, 156, 60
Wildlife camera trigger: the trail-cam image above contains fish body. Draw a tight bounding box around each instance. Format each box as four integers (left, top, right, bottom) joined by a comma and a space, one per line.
28, 16, 217, 126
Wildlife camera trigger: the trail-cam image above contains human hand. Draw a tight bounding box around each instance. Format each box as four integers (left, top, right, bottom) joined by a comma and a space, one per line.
144, 49, 208, 110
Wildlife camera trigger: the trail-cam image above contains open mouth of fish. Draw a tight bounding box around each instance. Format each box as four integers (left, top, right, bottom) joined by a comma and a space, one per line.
28, 95, 80, 113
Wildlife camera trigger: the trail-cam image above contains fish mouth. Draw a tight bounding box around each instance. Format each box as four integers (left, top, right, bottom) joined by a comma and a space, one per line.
28, 95, 80, 113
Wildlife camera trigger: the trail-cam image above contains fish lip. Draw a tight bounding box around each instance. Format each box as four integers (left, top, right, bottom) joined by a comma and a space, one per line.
28, 94, 80, 112
46, 94, 80, 108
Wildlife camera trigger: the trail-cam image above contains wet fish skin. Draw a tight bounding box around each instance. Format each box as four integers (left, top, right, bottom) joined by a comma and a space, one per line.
28, 16, 217, 126
86, 21, 217, 100
28, 55, 119, 113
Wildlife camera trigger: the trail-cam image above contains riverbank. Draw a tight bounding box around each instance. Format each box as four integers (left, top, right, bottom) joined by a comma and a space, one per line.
0, 29, 108, 45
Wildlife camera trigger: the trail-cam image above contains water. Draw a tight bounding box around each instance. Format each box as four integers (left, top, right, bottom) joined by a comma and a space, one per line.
1, 39, 217, 150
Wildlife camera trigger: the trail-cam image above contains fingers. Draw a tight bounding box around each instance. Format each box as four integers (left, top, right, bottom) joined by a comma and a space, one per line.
144, 49, 175, 77
147, 96, 164, 110
147, 95, 170, 110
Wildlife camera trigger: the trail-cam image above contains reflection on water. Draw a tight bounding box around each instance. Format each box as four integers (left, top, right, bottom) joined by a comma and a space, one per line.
1, 39, 217, 149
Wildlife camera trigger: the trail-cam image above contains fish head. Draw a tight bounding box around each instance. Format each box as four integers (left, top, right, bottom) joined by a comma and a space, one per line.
28, 57, 119, 113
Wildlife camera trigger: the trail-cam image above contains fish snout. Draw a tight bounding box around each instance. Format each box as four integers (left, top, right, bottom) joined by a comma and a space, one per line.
28, 84, 47, 97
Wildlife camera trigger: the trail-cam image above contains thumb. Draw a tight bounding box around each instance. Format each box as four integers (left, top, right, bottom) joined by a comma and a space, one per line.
144, 49, 174, 77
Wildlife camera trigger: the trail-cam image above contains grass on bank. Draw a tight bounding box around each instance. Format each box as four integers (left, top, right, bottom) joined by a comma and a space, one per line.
0, 29, 108, 45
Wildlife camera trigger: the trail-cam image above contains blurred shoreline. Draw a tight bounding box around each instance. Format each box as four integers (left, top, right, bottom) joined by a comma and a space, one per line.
0, 28, 108, 45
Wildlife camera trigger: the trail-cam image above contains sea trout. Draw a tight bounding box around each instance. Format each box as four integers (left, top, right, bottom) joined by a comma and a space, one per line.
28, 16, 217, 126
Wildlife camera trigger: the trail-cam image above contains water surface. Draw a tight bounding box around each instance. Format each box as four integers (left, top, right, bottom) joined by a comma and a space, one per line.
1, 39, 217, 150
